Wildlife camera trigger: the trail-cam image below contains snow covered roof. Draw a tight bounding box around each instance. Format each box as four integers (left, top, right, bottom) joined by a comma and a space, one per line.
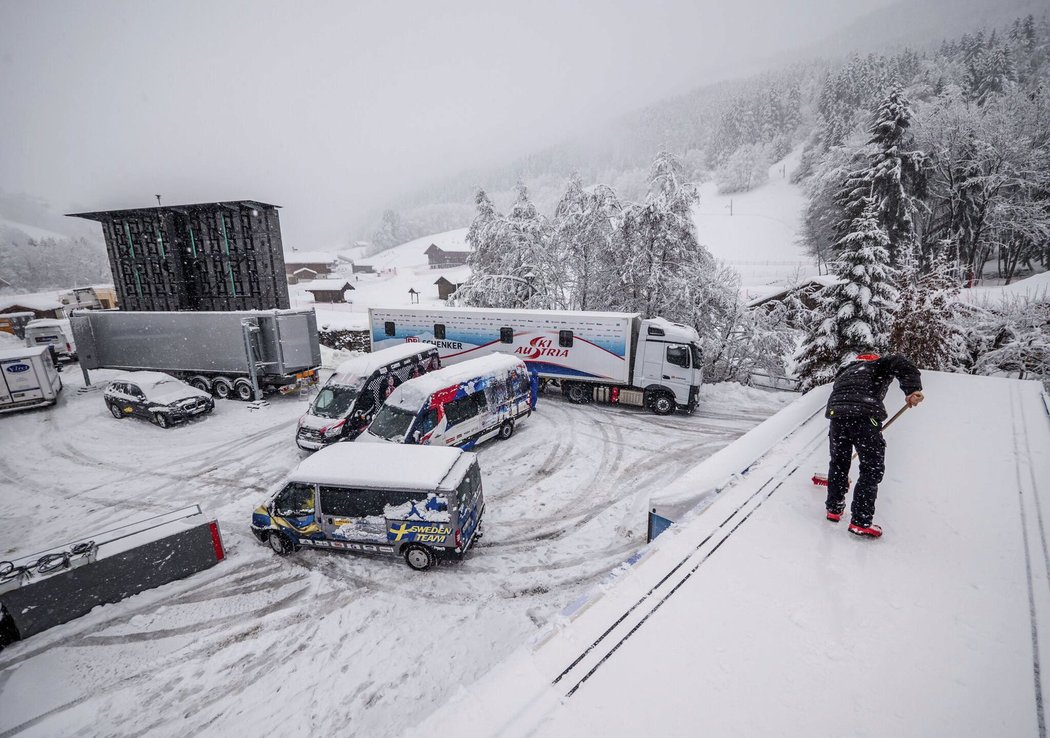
0, 345, 49, 361
386, 354, 525, 411
299, 279, 353, 292
283, 251, 339, 265
26, 318, 67, 328
0, 295, 64, 311
745, 275, 844, 308
372, 305, 638, 321
290, 443, 471, 491
109, 371, 186, 389
330, 343, 438, 384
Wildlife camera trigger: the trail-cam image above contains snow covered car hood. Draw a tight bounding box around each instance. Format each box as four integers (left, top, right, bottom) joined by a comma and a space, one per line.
146, 384, 211, 406
298, 413, 340, 431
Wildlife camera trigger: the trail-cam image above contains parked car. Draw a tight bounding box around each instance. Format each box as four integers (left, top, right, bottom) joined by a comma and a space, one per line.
103, 371, 214, 428
251, 443, 485, 571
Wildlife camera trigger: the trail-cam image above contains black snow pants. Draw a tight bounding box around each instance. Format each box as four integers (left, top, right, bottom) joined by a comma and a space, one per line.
825, 417, 886, 527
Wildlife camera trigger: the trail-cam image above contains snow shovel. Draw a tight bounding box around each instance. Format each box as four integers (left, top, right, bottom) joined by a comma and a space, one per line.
811, 404, 910, 487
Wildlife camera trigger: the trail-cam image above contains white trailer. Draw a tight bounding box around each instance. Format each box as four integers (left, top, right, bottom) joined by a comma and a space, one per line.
0, 346, 62, 414
369, 306, 703, 414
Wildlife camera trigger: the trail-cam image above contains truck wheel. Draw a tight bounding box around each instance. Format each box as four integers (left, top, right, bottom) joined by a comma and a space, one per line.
649, 392, 676, 416
212, 378, 233, 400
268, 531, 297, 556
153, 412, 170, 429
109, 403, 124, 419
404, 544, 436, 571
233, 379, 255, 401
498, 419, 515, 440
188, 376, 211, 393
565, 383, 591, 404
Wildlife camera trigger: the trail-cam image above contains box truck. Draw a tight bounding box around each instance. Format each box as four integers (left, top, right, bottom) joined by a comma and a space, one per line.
369, 306, 702, 414
24, 319, 77, 362
71, 309, 322, 401
0, 346, 62, 414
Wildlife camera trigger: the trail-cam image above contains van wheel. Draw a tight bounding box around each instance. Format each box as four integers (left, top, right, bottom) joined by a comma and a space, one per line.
498, 419, 515, 440
268, 531, 296, 556
565, 383, 591, 404
153, 412, 170, 429
109, 403, 124, 419
404, 544, 436, 571
649, 392, 676, 416
212, 378, 233, 400
234, 379, 255, 401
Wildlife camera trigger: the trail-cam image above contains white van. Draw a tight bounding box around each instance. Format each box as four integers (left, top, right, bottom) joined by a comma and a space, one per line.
363, 354, 536, 449
0, 346, 62, 413
24, 319, 76, 362
296, 343, 440, 450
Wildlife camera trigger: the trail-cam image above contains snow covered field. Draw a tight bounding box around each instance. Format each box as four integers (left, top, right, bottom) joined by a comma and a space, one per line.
0, 366, 792, 737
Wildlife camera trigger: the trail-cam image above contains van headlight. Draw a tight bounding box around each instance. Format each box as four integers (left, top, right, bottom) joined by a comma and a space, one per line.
321, 419, 346, 437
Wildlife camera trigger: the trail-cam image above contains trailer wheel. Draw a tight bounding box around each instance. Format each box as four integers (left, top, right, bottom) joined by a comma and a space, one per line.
498, 419, 515, 440
404, 544, 436, 571
212, 378, 233, 400
648, 392, 676, 416
188, 376, 211, 393
109, 403, 124, 419
233, 379, 255, 401
268, 531, 297, 556
565, 383, 591, 404
153, 412, 170, 429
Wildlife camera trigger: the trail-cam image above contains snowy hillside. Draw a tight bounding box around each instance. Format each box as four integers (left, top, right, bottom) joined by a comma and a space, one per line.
694, 146, 817, 300
288, 228, 469, 331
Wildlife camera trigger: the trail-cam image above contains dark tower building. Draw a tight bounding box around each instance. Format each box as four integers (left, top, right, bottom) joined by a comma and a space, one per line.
68, 200, 290, 311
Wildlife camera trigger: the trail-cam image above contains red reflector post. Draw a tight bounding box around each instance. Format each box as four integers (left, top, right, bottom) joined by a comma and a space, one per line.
208, 521, 226, 561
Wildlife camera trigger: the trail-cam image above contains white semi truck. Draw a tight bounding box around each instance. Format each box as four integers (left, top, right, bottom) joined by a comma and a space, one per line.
369, 306, 703, 414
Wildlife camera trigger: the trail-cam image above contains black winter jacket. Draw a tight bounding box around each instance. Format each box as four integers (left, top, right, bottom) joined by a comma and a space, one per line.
825, 355, 922, 422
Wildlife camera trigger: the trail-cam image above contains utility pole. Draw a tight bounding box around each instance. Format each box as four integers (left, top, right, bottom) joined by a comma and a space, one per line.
155, 194, 162, 207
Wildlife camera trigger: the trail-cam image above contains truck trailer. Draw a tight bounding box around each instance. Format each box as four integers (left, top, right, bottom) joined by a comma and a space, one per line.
0, 346, 62, 414
71, 309, 321, 401
369, 306, 703, 414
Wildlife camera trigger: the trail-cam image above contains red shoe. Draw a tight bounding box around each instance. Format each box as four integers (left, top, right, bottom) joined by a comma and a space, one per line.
848, 522, 883, 538
826, 509, 843, 522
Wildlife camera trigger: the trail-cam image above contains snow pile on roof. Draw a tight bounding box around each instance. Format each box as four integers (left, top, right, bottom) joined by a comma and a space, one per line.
0, 294, 63, 311
283, 251, 340, 264
330, 344, 438, 384
386, 354, 525, 410
298, 279, 352, 292
420, 371, 1050, 737
315, 310, 369, 331
291, 443, 468, 490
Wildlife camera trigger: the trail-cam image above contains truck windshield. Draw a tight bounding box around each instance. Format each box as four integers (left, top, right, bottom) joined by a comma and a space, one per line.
312, 385, 359, 419
369, 405, 416, 441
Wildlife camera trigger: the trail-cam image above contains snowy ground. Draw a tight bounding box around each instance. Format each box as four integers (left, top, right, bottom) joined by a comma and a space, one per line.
426, 372, 1050, 737
0, 366, 793, 737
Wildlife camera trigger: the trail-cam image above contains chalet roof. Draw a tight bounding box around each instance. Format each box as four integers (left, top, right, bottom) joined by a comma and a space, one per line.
299, 280, 354, 292
283, 251, 340, 265
67, 200, 279, 221
292, 266, 319, 275
434, 277, 461, 286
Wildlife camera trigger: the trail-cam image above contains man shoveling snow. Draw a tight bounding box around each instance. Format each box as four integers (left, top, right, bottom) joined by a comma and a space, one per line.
821, 353, 924, 538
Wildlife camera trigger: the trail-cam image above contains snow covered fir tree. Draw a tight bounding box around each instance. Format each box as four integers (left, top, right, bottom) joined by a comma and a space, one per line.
796, 198, 898, 390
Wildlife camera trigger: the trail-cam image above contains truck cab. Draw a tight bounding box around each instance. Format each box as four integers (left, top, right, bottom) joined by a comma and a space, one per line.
632, 318, 703, 413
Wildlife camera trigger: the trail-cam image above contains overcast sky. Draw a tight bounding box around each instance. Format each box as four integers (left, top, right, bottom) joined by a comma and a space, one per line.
0, 0, 897, 248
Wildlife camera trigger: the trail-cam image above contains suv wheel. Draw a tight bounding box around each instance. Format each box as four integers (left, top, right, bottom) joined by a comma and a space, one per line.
109, 403, 124, 419
154, 412, 170, 429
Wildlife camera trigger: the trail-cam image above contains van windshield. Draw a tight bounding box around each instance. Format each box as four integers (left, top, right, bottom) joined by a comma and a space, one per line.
369, 405, 416, 441
312, 385, 359, 419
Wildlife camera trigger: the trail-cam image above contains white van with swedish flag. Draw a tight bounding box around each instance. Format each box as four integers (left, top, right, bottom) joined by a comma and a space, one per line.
250, 444, 484, 571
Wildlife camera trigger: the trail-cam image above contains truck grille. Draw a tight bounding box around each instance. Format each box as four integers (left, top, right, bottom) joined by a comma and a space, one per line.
298, 428, 323, 443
